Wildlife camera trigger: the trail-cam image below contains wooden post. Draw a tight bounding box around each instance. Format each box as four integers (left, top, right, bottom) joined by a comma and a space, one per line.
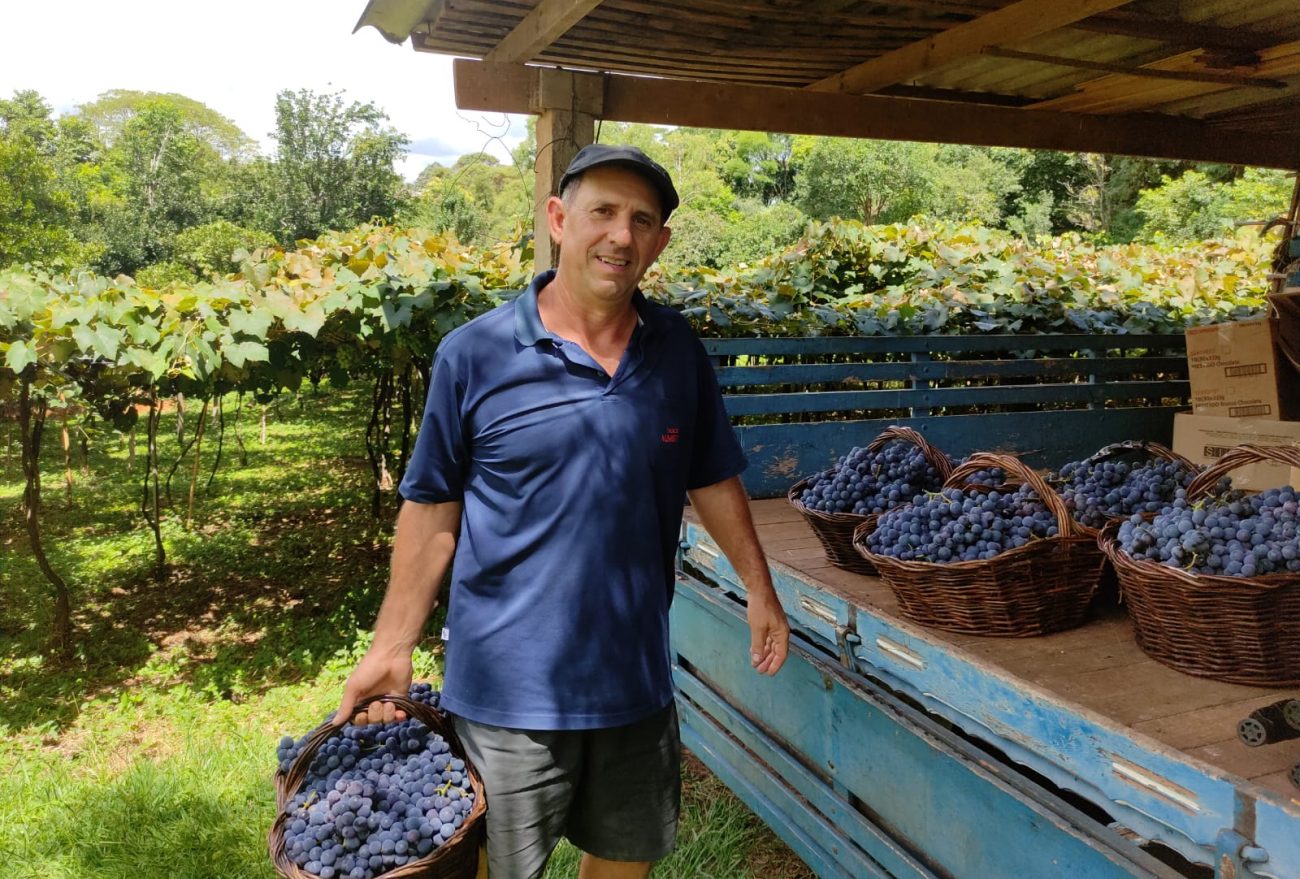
531, 69, 603, 273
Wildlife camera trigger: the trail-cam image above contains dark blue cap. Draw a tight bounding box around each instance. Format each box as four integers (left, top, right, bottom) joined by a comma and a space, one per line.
559, 144, 679, 220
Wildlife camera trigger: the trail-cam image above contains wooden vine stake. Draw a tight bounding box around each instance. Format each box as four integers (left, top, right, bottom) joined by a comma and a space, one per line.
140, 395, 166, 580
232, 393, 248, 467
185, 399, 209, 530
61, 406, 73, 506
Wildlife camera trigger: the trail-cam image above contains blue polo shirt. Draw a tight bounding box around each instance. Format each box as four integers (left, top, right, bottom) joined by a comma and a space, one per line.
399, 270, 746, 730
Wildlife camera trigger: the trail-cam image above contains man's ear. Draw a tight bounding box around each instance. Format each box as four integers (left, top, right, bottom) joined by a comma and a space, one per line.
545, 196, 566, 245
651, 224, 672, 262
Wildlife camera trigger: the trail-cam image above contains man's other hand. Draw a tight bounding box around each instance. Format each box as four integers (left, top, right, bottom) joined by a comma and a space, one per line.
747, 589, 790, 676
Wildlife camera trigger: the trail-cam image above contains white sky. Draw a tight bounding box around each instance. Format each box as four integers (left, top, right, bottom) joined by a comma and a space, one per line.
0, 0, 528, 180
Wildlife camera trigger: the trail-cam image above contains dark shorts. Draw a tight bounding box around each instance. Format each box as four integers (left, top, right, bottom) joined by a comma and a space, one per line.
452, 702, 681, 879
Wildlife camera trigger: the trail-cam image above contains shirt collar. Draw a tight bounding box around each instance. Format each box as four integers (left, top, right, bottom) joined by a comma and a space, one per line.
513, 269, 657, 348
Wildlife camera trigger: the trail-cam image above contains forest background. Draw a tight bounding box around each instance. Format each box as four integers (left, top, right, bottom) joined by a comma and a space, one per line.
1, 83, 1296, 879
2, 85, 1294, 282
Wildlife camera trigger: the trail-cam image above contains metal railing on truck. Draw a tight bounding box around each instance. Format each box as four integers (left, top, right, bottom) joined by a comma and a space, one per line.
702, 333, 1190, 498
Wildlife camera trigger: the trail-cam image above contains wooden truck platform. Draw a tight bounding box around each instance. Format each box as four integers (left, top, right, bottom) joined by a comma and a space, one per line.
666, 333, 1300, 878
675, 502, 1300, 879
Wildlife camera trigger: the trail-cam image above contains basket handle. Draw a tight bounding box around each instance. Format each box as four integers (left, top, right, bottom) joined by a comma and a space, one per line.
1081, 440, 1195, 470
946, 451, 1078, 539
1184, 444, 1300, 501
864, 426, 954, 481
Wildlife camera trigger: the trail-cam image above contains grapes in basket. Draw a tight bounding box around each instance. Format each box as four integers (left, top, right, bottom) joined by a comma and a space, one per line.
866, 484, 1058, 563
276, 683, 474, 879
1053, 456, 1198, 529
799, 442, 949, 515
1116, 486, 1300, 577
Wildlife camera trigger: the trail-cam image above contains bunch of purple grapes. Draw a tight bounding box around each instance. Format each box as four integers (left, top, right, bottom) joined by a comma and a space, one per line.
866, 484, 1059, 563
1116, 486, 1300, 577
277, 684, 442, 773
276, 684, 474, 878
1053, 456, 1199, 529
799, 442, 948, 515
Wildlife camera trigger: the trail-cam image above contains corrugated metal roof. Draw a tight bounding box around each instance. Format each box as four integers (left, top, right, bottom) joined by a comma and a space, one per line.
357, 0, 1300, 164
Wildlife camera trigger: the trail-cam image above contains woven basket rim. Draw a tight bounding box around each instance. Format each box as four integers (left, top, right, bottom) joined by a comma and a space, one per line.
1099, 519, 1300, 594
1052, 440, 1198, 530
851, 451, 1091, 566
788, 474, 870, 524
945, 451, 1082, 538
787, 425, 955, 524
1186, 443, 1300, 500
1079, 439, 1196, 471
268, 693, 486, 879
855, 525, 1095, 573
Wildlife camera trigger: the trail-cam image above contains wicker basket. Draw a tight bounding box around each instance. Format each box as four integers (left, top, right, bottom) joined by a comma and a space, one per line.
853, 452, 1105, 637
1101, 444, 1300, 686
1055, 440, 1198, 605
269, 694, 487, 879
788, 426, 953, 575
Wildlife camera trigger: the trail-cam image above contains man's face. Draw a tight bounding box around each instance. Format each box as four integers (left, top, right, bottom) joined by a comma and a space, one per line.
549, 165, 672, 305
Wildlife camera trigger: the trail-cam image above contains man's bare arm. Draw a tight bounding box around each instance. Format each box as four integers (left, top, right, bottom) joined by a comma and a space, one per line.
336, 499, 462, 724
687, 476, 790, 675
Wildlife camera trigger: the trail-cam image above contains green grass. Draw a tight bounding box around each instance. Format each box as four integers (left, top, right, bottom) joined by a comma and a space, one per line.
0, 387, 812, 879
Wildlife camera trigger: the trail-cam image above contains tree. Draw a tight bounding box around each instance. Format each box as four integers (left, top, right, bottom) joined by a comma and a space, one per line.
93, 100, 209, 273
0, 136, 76, 267
997, 150, 1089, 234
928, 145, 1020, 226
794, 137, 933, 224
1134, 167, 1293, 242
405, 153, 531, 244
0, 90, 59, 151
717, 131, 796, 204
0, 91, 79, 268
76, 89, 256, 160
172, 219, 277, 277
264, 89, 409, 243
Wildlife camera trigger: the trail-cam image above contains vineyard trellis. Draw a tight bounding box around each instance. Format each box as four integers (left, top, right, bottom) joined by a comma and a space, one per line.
0, 218, 1281, 661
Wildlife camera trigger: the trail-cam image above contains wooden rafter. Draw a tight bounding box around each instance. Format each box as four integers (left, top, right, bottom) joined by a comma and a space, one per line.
1071, 13, 1278, 59
807, 0, 1135, 94
483, 0, 606, 63
453, 59, 1300, 169
1030, 39, 1300, 114
984, 47, 1289, 90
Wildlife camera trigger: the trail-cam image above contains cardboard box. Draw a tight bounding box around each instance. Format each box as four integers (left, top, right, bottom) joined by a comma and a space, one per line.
1172, 412, 1300, 490
1184, 318, 1300, 420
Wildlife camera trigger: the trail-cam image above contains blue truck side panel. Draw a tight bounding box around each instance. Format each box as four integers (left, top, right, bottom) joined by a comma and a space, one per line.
735, 407, 1185, 497
673, 333, 1299, 879
672, 576, 1186, 879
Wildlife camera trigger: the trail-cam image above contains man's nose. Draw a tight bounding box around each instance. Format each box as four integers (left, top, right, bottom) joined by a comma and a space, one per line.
608, 218, 634, 245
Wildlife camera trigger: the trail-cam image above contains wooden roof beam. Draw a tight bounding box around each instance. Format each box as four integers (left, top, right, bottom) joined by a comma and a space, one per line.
983, 47, 1290, 90
807, 0, 1135, 95
453, 60, 1300, 169
484, 0, 606, 63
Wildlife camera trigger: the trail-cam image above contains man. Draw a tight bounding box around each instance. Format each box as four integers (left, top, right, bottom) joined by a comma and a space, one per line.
336, 144, 790, 879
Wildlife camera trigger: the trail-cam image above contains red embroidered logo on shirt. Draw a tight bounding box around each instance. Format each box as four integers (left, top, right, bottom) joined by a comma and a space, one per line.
661, 427, 681, 443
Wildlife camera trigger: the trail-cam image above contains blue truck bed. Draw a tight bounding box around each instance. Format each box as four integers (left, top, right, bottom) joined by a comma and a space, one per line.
671, 334, 1300, 878
673, 503, 1300, 879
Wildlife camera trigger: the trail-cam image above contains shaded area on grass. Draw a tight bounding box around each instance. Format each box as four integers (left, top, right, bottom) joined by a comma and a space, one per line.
0, 384, 814, 879
0, 388, 402, 736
